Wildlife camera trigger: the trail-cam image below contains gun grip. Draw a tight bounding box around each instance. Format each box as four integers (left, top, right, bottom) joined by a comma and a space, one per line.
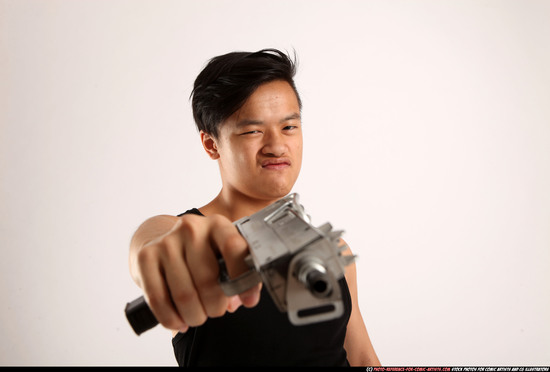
125, 296, 158, 335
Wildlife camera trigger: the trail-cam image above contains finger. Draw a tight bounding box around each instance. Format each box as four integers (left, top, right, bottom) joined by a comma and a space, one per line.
209, 215, 261, 307
209, 216, 250, 277
236, 282, 262, 308
184, 223, 229, 318
137, 242, 187, 331
160, 224, 208, 327
226, 295, 242, 313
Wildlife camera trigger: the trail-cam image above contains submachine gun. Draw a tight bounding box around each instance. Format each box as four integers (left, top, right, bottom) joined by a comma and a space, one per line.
125, 193, 355, 335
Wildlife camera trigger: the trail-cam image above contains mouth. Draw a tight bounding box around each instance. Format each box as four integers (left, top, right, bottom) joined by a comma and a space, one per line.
261, 158, 291, 170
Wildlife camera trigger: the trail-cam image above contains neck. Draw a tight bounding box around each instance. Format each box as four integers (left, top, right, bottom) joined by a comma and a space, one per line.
200, 187, 284, 221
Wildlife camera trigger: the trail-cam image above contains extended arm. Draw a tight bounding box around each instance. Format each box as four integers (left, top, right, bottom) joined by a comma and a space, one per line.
128, 213, 260, 333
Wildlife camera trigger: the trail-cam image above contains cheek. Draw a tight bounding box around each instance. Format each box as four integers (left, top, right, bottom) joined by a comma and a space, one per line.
229, 144, 257, 169
293, 137, 304, 160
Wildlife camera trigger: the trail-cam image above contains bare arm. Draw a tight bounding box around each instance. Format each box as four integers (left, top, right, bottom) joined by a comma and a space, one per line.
343, 244, 381, 366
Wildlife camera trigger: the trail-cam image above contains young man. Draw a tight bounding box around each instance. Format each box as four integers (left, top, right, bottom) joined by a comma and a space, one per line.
129, 49, 380, 366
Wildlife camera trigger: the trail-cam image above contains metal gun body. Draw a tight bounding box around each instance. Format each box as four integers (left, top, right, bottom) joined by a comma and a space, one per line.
125, 193, 355, 335
219, 193, 355, 325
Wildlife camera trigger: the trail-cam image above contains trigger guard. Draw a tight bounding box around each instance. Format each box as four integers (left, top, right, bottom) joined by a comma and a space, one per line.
218, 257, 262, 296
219, 268, 262, 296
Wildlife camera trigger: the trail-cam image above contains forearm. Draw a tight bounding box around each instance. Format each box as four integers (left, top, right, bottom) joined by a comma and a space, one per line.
129, 214, 181, 286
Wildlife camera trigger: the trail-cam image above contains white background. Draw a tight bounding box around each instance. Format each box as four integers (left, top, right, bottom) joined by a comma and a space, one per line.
1, 0, 549, 366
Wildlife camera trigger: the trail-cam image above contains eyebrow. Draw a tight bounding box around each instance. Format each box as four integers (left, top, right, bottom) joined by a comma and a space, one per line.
235, 113, 301, 127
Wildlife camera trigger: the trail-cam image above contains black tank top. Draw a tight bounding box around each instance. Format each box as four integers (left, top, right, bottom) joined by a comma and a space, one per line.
172, 208, 351, 367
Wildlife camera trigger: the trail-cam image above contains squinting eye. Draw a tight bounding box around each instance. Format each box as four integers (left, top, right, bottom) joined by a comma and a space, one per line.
241, 130, 260, 135
284, 125, 298, 130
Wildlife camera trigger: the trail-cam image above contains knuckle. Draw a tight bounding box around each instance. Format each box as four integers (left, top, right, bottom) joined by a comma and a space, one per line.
160, 314, 186, 331
205, 299, 227, 318
172, 287, 199, 307
145, 293, 164, 314
147, 295, 184, 330
192, 263, 219, 285
187, 312, 207, 328
156, 234, 184, 261
177, 216, 196, 237
155, 240, 178, 263
137, 244, 157, 267
221, 233, 246, 256
208, 214, 232, 231
176, 217, 202, 251
208, 213, 226, 225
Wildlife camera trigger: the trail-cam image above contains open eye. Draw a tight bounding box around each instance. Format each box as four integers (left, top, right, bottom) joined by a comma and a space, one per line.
283, 124, 301, 132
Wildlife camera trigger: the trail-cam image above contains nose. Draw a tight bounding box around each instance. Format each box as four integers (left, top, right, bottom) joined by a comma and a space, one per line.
262, 129, 287, 157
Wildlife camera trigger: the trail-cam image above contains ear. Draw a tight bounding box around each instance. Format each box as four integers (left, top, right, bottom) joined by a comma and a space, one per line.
200, 131, 220, 160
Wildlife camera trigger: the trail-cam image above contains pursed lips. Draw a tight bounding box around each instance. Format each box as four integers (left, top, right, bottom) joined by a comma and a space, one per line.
261, 158, 291, 170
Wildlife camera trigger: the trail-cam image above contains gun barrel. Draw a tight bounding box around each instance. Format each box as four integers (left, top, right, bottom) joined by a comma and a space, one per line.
295, 257, 333, 298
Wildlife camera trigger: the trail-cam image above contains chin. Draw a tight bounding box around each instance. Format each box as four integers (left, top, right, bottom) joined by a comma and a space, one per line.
246, 173, 299, 201
253, 184, 292, 201
268, 186, 294, 199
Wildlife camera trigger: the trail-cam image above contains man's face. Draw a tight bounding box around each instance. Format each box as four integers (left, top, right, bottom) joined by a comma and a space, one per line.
206, 80, 303, 202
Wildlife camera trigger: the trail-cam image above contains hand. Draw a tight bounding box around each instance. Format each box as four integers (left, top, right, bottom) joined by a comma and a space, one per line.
131, 214, 261, 333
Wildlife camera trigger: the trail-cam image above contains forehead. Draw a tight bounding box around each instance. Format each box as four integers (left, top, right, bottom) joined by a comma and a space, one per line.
223, 80, 301, 129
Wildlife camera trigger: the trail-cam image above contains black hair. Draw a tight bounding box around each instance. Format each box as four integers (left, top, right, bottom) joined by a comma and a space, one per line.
190, 48, 301, 138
